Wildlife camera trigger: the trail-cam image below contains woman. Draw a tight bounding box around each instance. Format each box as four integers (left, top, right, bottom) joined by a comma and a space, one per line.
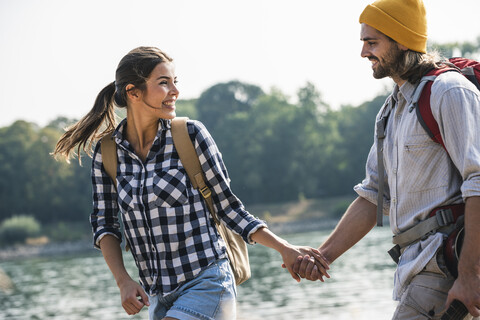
53, 46, 329, 320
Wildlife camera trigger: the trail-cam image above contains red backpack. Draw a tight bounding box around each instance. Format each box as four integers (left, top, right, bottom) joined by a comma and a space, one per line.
412, 57, 480, 151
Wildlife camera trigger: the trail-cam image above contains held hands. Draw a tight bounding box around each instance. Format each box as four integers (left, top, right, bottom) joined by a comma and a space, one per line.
118, 277, 150, 315
279, 244, 330, 282
249, 227, 330, 283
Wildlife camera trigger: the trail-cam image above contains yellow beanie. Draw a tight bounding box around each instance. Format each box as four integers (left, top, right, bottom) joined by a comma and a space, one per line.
359, 0, 428, 53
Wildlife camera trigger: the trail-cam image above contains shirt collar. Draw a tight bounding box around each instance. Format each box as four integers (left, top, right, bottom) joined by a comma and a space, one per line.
396, 81, 417, 106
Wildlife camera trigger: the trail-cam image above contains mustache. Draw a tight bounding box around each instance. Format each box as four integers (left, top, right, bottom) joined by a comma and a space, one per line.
368, 56, 379, 62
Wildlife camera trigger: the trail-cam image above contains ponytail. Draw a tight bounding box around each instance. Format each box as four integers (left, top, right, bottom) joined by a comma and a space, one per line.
53, 82, 117, 163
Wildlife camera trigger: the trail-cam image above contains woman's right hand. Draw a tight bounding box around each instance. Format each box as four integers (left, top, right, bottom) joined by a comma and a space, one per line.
118, 278, 150, 315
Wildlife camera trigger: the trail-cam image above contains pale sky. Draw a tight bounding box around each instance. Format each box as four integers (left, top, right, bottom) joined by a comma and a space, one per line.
1, 0, 479, 127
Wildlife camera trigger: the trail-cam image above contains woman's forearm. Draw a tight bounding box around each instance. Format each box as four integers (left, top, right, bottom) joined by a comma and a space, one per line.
250, 227, 289, 251
99, 235, 133, 287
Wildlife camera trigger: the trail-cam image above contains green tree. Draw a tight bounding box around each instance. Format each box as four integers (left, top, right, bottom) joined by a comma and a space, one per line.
0, 118, 92, 224
329, 94, 388, 195
25, 125, 91, 223
176, 99, 198, 119
196, 80, 264, 137
0, 121, 38, 220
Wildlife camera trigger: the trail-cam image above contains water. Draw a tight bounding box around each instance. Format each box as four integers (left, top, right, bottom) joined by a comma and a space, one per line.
0, 227, 398, 320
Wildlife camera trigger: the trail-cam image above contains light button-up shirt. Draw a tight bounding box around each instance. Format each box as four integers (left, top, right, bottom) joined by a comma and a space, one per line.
354, 71, 480, 299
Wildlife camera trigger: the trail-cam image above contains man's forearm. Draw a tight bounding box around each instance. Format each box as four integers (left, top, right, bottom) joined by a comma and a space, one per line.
319, 196, 377, 264
458, 196, 480, 276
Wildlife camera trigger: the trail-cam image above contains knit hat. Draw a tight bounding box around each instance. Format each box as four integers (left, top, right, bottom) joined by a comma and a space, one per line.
359, 0, 428, 53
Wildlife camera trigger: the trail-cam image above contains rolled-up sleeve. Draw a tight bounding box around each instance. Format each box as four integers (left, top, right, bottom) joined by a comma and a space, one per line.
188, 120, 267, 244
90, 141, 122, 249
354, 110, 391, 214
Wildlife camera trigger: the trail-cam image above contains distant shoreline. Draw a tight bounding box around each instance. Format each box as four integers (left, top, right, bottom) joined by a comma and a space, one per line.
0, 218, 340, 262
0, 239, 95, 262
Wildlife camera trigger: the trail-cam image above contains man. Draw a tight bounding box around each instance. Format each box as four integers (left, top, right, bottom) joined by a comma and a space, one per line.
293, 0, 480, 318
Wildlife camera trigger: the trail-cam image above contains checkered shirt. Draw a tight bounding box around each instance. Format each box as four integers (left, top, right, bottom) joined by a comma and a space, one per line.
90, 118, 266, 296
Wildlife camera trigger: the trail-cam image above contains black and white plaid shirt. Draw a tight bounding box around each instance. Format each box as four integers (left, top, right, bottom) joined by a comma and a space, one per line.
90, 118, 266, 296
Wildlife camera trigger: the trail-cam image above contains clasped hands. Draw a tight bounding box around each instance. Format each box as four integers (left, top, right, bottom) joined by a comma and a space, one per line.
280, 244, 330, 282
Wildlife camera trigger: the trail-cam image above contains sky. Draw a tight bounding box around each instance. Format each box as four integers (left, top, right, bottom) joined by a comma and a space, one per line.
1, 0, 480, 128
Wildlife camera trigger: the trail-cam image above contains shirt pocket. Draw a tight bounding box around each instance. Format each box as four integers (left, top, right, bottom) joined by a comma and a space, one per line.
402, 133, 448, 193
151, 169, 189, 207
116, 175, 137, 212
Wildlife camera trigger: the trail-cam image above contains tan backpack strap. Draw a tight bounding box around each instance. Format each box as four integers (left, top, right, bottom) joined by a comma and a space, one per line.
100, 132, 118, 186
172, 118, 251, 286
100, 132, 130, 251
171, 117, 218, 223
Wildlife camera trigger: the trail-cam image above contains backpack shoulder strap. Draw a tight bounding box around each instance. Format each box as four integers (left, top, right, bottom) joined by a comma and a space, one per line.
171, 117, 217, 221
100, 132, 118, 187
375, 95, 395, 227
100, 132, 131, 251
414, 67, 459, 152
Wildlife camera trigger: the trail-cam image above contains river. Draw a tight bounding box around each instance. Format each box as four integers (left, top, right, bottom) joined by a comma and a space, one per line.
0, 226, 398, 320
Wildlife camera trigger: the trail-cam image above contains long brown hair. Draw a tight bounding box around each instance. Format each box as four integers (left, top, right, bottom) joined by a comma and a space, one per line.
384, 35, 445, 84
397, 49, 445, 84
53, 47, 173, 162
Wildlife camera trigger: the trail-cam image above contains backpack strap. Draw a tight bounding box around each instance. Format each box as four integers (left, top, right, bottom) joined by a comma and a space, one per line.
171, 117, 217, 222
100, 132, 118, 188
375, 96, 395, 226
388, 203, 464, 264
171, 118, 251, 285
413, 66, 460, 153
100, 132, 131, 251
376, 117, 387, 226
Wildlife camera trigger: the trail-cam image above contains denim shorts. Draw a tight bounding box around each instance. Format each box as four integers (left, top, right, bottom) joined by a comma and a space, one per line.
148, 259, 236, 320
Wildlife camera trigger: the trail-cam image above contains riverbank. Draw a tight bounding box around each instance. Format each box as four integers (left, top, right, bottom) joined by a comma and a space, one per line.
0, 239, 94, 261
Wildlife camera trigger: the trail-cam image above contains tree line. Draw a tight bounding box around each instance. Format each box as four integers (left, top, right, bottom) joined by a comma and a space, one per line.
0, 38, 478, 226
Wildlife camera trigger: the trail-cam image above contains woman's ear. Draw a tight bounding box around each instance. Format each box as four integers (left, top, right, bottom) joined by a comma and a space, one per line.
125, 84, 141, 101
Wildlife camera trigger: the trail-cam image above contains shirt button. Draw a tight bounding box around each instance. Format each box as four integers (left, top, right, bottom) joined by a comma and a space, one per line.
392, 198, 397, 204
393, 168, 397, 174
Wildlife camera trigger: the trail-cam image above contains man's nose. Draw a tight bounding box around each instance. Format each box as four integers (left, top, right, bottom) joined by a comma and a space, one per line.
360, 43, 368, 58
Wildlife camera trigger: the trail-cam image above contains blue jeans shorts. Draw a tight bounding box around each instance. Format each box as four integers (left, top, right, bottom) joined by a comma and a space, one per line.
148, 259, 236, 320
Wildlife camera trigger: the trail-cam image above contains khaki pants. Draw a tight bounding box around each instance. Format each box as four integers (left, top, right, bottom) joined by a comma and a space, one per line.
393, 251, 479, 320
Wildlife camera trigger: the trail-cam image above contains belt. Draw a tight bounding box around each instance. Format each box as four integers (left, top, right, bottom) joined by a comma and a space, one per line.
388, 204, 465, 264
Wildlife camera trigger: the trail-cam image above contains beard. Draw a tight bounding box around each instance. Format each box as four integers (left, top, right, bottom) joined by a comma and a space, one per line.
370, 44, 406, 80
